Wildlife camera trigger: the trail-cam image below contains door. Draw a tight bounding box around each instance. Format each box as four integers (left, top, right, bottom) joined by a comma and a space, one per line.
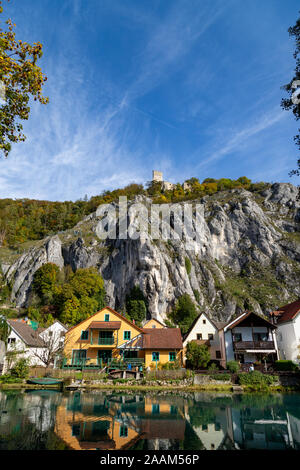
97, 350, 112, 365
72, 349, 87, 366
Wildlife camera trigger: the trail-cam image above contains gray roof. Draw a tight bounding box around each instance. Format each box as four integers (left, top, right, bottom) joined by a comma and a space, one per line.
213, 321, 227, 330
7, 320, 45, 347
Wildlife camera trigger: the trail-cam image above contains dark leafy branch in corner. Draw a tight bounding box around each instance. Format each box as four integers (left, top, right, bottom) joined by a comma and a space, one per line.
281, 11, 300, 180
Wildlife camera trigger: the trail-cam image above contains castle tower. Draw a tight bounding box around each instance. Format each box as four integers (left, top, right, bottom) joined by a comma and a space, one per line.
152, 170, 163, 182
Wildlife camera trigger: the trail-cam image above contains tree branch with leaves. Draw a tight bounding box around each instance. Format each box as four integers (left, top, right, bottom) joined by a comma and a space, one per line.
281, 12, 300, 178
0, 0, 48, 157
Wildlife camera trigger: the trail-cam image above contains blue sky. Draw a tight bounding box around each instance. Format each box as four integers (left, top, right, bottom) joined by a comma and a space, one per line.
0, 0, 299, 201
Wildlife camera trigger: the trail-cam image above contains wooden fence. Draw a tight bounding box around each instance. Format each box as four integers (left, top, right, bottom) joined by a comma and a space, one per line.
29, 367, 106, 380
145, 369, 187, 380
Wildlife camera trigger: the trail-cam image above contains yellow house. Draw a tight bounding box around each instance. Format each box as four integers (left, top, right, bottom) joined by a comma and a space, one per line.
63, 306, 183, 368
143, 318, 166, 329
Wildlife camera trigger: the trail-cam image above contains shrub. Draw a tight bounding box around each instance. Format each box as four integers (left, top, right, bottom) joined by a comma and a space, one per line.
161, 359, 181, 370
208, 362, 219, 372
274, 360, 299, 371
226, 360, 240, 373
185, 257, 192, 275
238, 371, 278, 386
210, 374, 231, 382
193, 290, 200, 304
0, 374, 23, 384
186, 342, 211, 369
10, 358, 30, 378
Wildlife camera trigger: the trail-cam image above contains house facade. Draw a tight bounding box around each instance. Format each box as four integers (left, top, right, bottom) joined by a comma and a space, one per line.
269, 300, 300, 364
4, 319, 67, 371
143, 318, 166, 329
182, 312, 226, 367
221, 311, 278, 366
64, 306, 183, 369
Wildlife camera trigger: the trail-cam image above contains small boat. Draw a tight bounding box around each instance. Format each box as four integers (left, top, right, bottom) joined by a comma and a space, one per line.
26, 377, 63, 385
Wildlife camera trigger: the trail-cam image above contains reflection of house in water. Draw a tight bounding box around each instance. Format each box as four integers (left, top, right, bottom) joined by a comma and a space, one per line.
287, 413, 300, 449
54, 393, 141, 450
184, 398, 236, 450
231, 406, 293, 450
138, 396, 185, 450
54, 393, 186, 450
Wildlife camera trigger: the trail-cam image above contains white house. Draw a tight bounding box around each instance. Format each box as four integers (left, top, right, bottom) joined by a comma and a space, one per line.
269, 300, 300, 364
183, 312, 226, 367
221, 311, 278, 366
3, 319, 67, 372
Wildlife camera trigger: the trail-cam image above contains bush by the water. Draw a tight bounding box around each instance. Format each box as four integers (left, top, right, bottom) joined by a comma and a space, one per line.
10, 358, 29, 379
238, 371, 278, 386
226, 361, 240, 373
0, 374, 23, 384
210, 374, 231, 382
274, 360, 299, 371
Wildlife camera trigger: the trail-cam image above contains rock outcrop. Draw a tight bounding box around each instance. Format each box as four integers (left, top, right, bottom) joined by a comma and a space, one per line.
2, 183, 300, 323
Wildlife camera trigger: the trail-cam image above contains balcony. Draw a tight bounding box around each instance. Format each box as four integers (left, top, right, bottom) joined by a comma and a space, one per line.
98, 337, 115, 345
233, 341, 275, 351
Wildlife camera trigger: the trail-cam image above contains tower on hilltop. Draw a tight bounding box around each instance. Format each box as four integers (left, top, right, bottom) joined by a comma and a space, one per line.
152, 170, 163, 182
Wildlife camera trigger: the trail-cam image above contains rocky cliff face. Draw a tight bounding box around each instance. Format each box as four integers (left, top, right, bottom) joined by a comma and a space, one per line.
1, 183, 300, 323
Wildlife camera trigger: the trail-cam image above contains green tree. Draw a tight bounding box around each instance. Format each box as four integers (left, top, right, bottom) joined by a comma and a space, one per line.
58, 268, 106, 325
186, 342, 211, 369
60, 296, 81, 325
125, 286, 147, 326
32, 263, 60, 304
126, 300, 146, 326
0, 1, 48, 157
281, 12, 300, 176
169, 293, 198, 335
0, 316, 10, 345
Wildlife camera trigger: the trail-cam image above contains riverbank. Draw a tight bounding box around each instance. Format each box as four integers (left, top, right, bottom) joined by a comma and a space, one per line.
0, 382, 299, 392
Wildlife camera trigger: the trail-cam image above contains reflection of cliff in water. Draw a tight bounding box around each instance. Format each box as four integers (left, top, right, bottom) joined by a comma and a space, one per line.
0, 390, 67, 450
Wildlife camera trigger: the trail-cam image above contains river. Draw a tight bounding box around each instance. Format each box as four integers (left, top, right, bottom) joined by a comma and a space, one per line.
0, 389, 299, 450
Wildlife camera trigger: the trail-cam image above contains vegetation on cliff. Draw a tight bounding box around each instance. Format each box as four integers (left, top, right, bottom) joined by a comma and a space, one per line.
27, 264, 106, 326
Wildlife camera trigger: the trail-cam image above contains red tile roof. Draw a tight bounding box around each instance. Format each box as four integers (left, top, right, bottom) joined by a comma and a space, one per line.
142, 328, 183, 349
88, 321, 121, 330
270, 300, 300, 324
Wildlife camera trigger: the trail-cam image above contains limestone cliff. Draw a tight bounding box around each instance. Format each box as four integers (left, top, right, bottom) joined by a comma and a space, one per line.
1, 183, 300, 323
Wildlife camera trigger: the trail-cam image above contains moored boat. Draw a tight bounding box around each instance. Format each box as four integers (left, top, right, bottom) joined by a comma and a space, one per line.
26, 377, 63, 385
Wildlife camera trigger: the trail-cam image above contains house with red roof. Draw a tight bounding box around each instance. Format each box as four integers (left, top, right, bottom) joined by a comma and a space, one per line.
221, 311, 279, 367
64, 306, 183, 369
269, 300, 300, 364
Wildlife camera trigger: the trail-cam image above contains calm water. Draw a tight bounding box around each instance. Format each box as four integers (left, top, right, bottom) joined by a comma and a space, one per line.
0, 389, 299, 450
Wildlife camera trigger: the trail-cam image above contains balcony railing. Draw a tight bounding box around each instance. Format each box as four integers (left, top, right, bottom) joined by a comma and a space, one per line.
98, 337, 115, 345
233, 341, 275, 351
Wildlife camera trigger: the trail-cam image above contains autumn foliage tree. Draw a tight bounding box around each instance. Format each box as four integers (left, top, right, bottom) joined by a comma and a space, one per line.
281, 12, 300, 176
0, 0, 48, 157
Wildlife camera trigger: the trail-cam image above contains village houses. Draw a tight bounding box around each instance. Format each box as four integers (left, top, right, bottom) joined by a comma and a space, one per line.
4, 318, 68, 371
269, 299, 300, 365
